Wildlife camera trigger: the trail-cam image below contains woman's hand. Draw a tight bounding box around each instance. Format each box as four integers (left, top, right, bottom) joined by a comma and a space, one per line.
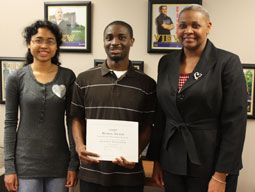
112, 156, 136, 169
208, 172, 227, 192
208, 178, 226, 192
4, 174, 18, 191
65, 170, 78, 187
152, 161, 164, 188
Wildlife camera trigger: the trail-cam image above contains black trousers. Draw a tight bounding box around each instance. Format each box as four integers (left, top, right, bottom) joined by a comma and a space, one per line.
80, 180, 144, 192
163, 171, 238, 192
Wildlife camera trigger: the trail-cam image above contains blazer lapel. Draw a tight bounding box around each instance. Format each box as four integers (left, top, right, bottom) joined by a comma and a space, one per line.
180, 40, 217, 93
167, 51, 182, 94
164, 51, 185, 121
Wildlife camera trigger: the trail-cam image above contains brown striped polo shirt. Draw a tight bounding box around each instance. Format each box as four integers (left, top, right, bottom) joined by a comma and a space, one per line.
70, 61, 156, 186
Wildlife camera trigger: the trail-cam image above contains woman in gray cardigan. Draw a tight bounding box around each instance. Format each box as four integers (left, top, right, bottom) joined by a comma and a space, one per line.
4, 20, 79, 192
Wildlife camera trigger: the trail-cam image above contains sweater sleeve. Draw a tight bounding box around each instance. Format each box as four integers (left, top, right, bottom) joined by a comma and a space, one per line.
66, 72, 80, 171
4, 71, 19, 174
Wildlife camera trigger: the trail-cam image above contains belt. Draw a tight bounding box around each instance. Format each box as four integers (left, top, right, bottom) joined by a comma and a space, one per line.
163, 118, 218, 165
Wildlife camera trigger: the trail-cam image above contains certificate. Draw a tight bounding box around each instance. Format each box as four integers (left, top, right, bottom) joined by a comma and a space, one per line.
86, 119, 139, 162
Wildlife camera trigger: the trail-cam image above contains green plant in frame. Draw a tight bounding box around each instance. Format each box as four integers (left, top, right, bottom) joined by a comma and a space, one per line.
244, 69, 253, 94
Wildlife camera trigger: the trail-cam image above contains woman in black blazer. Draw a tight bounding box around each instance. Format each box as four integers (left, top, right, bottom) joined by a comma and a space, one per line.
147, 4, 247, 192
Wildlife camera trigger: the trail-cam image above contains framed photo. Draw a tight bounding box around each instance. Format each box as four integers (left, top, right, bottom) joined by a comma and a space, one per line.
0, 57, 25, 104
243, 64, 255, 119
147, 0, 202, 53
94, 59, 144, 72
44, 1, 91, 52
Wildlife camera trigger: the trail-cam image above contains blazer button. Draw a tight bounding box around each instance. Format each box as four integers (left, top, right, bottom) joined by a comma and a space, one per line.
177, 94, 184, 102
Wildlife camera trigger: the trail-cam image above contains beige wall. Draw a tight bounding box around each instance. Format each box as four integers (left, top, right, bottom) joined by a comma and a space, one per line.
0, 0, 254, 191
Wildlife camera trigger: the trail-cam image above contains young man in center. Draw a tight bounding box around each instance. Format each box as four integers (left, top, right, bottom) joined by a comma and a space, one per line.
70, 21, 156, 192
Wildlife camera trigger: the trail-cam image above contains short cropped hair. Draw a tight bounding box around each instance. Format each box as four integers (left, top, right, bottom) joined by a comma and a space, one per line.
179, 4, 210, 23
103, 20, 133, 39
159, 5, 167, 12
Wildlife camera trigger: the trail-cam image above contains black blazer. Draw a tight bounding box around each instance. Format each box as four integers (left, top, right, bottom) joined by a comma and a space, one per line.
147, 40, 247, 177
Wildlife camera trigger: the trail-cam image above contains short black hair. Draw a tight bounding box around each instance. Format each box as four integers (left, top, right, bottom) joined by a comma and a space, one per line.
159, 5, 167, 11
103, 20, 133, 39
23, 20, 62, 66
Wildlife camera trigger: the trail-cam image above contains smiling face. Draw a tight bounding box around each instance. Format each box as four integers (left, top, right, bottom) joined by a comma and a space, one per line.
28, 28, 57, 64
104, 24, 134, 63
178, 10, 212, 51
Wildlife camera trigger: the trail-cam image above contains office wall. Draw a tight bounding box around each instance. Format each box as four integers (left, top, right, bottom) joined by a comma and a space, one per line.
0, 0, 254, 191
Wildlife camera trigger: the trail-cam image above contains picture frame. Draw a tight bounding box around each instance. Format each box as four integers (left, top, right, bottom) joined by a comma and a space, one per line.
0, 57, 25, 104
243, 64, 255, 119
44, 1, 91, 52
147, 0, 202, 53
94, 59, 144, 72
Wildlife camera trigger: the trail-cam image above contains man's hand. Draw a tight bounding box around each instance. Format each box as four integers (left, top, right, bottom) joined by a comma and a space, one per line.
112, 156, 136, 169
76, 144, 100, 165
162, 23, 174, 30
4, 174, 18, 192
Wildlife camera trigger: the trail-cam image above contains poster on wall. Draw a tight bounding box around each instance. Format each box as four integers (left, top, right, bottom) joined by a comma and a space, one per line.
44, 1, 91, 52
147, 0, 202, 53
243, 64, 255, 119
0, 57, 25, 104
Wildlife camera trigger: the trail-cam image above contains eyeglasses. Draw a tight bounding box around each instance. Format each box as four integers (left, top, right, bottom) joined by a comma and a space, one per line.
31, 39, 56, 46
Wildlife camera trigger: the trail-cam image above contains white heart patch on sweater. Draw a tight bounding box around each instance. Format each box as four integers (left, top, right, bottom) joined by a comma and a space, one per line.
52, 84, 66, 98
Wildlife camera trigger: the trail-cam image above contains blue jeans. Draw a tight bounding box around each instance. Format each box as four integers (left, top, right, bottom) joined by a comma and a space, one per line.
17, 177, 67, 192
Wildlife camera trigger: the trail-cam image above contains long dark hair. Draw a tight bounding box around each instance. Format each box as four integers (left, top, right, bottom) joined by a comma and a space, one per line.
23, 20, 62, 66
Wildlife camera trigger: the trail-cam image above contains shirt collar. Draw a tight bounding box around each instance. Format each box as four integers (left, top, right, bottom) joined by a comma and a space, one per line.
101, 60, 136, 77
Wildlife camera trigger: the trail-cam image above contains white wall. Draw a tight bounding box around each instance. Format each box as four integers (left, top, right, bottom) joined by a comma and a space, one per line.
0, 0, 254, 191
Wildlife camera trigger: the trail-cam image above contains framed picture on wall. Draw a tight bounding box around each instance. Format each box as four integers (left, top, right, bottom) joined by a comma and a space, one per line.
243, 64, 255, 119
147, 0, 202, 53
44, 1, 91, 52
94, 59, 144, 72
0, 57, 25, 104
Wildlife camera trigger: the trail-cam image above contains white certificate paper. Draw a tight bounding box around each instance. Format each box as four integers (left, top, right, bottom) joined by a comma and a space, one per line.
86, 119, 139, 162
